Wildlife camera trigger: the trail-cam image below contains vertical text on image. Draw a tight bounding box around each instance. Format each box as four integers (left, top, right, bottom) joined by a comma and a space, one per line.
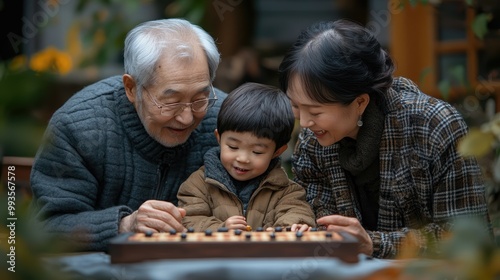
6, 165, 17, 273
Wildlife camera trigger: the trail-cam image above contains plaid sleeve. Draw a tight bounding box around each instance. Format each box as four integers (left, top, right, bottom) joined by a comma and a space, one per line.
428, 105, 487, 221
292, 129, 331, 216
292, 129, 332, 217
374, 81, 491, 258
291, 129, 356, 219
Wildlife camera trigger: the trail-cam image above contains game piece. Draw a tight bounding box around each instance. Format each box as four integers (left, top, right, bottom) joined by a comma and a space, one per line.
245, 225, 252, 231
169, 229, 177, 235
109, 230, 360, 264
275, 226, 283, 232
145, 231, 153, 237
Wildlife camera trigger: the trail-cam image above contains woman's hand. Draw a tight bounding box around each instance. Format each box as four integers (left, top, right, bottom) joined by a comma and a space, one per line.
317, 215, 373, 256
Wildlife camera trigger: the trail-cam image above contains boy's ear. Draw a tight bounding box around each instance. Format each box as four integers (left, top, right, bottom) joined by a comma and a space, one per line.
273, 144, 288, 158
214, 129, 221, 144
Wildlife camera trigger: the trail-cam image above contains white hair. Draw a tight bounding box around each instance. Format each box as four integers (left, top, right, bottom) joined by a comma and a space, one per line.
124, 18, 220, 89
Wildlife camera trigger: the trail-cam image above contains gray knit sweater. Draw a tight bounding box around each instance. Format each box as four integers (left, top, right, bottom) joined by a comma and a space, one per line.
29, 76, 226, 251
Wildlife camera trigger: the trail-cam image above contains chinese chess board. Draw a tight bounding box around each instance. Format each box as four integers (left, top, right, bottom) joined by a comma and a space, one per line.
109, 228, 359, 264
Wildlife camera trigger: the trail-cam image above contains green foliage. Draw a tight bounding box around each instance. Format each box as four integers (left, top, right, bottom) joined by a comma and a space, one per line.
166, 0, 207, 25
0, 63, 53, 157
473, 13, 493, 40
407, 0, 429, 7
437, 65, 469, 101
418, 67, 433, 85
74, 0, 142, 67
392, 217, 499, 279
437, 79, 451, 101
404, 0, 493, 39
0, 193, 72, 280
0, 67, 52, 112
0, 118, 47, 157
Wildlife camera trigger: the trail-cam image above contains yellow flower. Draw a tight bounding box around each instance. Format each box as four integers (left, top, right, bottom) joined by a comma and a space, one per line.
29, 46, 73, 75
482, 113, 500, 141
9, 55, 27, 71
29, 48, 53, 72
52, 50, 73, 75
67, 22, 83, 65
458, 128, 496, 158
94, 28, 106, 47
97, 9, 109, 22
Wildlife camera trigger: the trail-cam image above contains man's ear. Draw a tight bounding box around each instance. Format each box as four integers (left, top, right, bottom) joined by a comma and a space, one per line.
214, 129, 221, 144
123, 74, 137, 103
273, 144, 288, 158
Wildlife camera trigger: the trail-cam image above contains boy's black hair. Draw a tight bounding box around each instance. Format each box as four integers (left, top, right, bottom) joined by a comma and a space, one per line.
217, 82, 295, 150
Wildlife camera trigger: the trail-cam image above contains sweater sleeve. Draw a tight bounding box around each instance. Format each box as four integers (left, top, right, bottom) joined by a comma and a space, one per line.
29, 105, 132, 252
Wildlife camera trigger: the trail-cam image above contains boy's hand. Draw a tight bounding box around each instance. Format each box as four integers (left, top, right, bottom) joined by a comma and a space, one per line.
266, 224, 310, 232
291, 224, 310, 232
224, 215, 248, 230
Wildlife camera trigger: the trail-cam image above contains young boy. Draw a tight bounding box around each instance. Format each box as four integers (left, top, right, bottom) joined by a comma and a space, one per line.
177, 82, 316, 232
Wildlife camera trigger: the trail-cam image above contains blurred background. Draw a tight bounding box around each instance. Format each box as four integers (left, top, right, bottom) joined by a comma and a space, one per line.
0, 0, 500, 202
0, 1, 500, 277
0, 0, 499, 157
1, 0, 500, 204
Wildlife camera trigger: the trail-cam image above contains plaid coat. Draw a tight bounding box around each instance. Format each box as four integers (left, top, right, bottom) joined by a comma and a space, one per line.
292, 77, 490, 258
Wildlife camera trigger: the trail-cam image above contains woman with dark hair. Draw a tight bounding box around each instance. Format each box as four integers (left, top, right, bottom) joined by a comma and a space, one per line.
279, 19, 491, 259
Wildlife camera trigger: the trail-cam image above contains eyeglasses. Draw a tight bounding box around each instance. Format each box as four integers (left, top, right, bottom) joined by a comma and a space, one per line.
143, 85, 217, 117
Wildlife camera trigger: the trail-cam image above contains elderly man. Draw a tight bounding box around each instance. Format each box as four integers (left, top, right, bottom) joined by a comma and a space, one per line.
30, 18, 226, 251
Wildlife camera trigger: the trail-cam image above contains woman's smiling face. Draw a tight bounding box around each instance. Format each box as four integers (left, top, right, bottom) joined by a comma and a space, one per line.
286, 75, 364, 146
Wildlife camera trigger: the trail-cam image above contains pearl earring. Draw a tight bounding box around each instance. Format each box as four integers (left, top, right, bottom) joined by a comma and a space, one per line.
357, 115, 363, 127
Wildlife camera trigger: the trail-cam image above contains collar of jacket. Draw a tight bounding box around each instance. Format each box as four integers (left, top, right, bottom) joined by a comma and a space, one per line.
203, 146, 287, 191
383, 76, 422, 115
